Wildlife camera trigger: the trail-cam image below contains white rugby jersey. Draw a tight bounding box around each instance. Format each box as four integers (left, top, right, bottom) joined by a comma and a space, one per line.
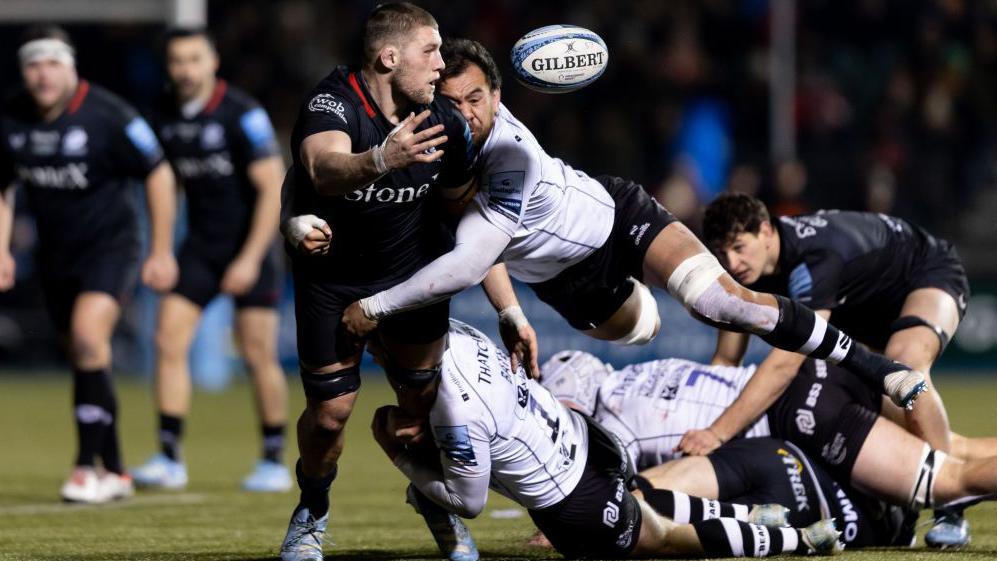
594, 358, 770, 470
473, 103, 614, 282
431, 320, 589, 510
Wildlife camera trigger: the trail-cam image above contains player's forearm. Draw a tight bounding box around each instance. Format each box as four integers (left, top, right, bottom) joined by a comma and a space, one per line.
0, 187, 14, 254
711, 353, 803, 440
308, 148, 384, 196
145, 163, 176, 255
240, 156, 285, 263
481, 263, 520, 313
712, 330, 749, 366
393, 452, 488, 519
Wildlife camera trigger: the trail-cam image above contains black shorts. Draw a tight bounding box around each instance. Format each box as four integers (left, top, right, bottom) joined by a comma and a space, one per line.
766, 360, 881, 482
529, 413, 641, 559
172, 241, 283, 309
290, 252, 449, 369
832, 238, 969, 350
710, 437, 908, 548
529, 175, 677, 331
37, 240, 140, 333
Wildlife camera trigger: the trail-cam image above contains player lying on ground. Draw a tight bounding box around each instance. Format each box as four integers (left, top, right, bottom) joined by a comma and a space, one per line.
276, 5, 536, 561
0, 26, 177, 504
685, 194, 971, 546
371, 319, 845, 558
538, 351, 997, 546
131, 26, 292, 493
284, 37, 927, 411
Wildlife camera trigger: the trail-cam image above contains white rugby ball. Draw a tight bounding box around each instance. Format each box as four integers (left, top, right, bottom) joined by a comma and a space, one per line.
511, 25, 608, 93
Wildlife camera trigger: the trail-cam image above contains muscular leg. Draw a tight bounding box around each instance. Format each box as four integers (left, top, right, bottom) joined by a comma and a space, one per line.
69, 292, 122, 472
152, 294, 202, 459
640, 222, 914, 398
640, 457, 719, 498
236, 307, 288, 462
882, 287, 960, 452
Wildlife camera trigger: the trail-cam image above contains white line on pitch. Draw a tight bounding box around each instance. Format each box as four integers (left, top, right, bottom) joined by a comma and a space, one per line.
0, 493, 207, 516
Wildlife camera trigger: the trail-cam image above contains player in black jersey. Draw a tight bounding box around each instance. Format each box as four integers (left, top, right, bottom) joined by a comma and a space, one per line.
277, 5, 530, 560
0, 27, 177, 504
129, 28, 291, 493
682, 193, 971, 546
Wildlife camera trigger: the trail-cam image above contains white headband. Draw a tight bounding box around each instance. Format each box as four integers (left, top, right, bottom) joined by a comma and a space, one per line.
18, 38, 76, 68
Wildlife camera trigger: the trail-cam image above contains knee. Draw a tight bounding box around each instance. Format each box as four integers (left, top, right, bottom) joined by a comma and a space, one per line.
155, 322, 189, 359
241, 336, 277, 372
69, 329, 107, 365
308, 400, 352, 435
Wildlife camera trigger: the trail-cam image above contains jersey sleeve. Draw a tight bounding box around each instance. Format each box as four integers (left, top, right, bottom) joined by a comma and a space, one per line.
435, 106, 476, 189
472, 129, 539, 237
231, 105, 280, 163
297, 90, 361, 146
787, 252, 844, 310
114, 106, 166, 178
430, 405, 492, 480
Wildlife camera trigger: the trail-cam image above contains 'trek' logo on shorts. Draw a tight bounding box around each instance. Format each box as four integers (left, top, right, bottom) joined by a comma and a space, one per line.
344, 182, 431, 204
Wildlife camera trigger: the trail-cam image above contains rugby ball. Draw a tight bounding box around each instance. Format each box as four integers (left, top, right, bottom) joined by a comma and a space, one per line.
511, 25, 608, 93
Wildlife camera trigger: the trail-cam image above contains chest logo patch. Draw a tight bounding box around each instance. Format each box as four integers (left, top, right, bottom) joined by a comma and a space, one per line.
62, 127, 88, 156
200, 122, 225, 150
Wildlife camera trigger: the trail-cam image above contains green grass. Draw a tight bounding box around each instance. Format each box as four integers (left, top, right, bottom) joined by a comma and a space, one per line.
1, 373, 996, 560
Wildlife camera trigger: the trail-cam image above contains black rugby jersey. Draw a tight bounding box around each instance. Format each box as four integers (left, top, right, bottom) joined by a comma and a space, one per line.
287, 66, 475, 283
750, 210, 945, 313
0, 80, 164, 252
151, 80, 279, 255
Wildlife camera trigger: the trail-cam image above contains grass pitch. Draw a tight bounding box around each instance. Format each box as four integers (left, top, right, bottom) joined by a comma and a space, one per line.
1, 372, 996, 561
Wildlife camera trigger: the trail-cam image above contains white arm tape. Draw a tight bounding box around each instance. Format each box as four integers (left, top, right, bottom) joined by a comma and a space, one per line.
499, 305, 529, 330
612, 279, 660, 346
666, 252, 727, 308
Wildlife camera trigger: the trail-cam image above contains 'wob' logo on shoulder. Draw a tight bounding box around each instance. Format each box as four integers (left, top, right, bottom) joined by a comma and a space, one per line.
308, 93, 347, 124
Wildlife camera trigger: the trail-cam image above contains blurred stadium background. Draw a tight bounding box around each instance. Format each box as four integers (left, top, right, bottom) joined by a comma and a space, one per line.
0, 1, 995, 383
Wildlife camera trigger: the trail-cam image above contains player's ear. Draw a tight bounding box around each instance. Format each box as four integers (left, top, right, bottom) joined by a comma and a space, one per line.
758, 220, 773, 238
379, 44, 399, 70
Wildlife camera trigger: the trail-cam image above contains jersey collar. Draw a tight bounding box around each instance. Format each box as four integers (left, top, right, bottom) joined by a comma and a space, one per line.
201, 79, 228, 115
348, 71, 378, 119
66, 80, 89, 115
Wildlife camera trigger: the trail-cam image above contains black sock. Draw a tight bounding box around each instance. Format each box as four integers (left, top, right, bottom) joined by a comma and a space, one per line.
159, 413, 184, 461
642, 488, 752, 523
692, 518, 807, 557
97, 374, 122, 474
73, 368, 115, 468
262, 424, 286, 463
760, 295, 905, 387
296, 459, 337, 516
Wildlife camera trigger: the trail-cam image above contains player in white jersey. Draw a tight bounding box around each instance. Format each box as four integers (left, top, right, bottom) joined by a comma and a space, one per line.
543, 352, 770, 470
283, 37, 926, 409
541, 350, 997, 548
371, 320, 843, 559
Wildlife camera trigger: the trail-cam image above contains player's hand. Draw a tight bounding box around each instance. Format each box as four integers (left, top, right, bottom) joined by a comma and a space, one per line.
220, 255, 260, 296
499, 306, 540, 379
675, 428, 724, 456
386, 407, 428, 446
142, 251, 178, 293
282, 214, 331, 255
0, 251, 15, 292
343, 300, 378, 338
372, 405, 406, 460
380, 110, 447, 170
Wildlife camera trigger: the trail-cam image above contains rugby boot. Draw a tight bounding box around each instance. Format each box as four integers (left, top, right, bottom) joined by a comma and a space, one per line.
748, 504, 790, 527
925, 509, 970, 549
280, 506, 329, 561
801, 519, 845, 555
407, 483, 479, 561
131, 453, 188, 489
883, 369, 927, 410
241, 460, 293, 493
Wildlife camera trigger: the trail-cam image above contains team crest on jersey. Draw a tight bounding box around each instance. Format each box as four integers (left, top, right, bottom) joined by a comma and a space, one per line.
308, 93, 347, 124
200, 122, 226, 149
435, 425, 477, 466
486, 170, 525, 222
8, 132, 26, 151
62, 127, 88, 156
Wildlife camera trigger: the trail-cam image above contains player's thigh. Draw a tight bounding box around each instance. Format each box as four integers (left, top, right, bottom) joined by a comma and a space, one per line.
172, 243, 223, 310
234, 306, 279, 364
639, 456, 719, 498
155, 294, 203, 353
850, 416, 925, 504
884, 287, 962, 370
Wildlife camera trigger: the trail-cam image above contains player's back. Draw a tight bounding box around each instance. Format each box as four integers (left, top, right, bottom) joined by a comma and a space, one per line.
595, 358, 768, 469
286, 66, 475, 284
474, 103, 614, 283
433, 320, 588, 510
0, 81, 163, 252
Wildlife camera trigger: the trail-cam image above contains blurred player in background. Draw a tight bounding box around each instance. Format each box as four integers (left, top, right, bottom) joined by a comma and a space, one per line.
0, 26, 177, 503
684, 194, 970, 546
130, 28, 290, 492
